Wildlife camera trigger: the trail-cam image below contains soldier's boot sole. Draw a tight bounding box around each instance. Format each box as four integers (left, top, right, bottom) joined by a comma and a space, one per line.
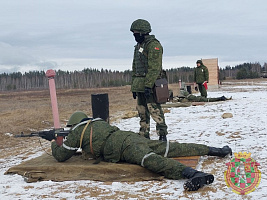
183, 173, 214, 191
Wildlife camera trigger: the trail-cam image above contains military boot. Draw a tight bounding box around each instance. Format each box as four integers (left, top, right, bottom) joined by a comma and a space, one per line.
208, 145, 232, 157
144, 133, 150, 139
159, 135, 167, 141
182, 167, 214, 191
220, 96, 227, 101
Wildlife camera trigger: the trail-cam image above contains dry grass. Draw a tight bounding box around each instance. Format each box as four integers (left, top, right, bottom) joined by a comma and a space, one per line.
0, 84, 181, 133
0, 84, 182, 158
0, 84, 182, 199
0, 80, 262, 199
0, 85, 137, 158
0, 86, 137, 135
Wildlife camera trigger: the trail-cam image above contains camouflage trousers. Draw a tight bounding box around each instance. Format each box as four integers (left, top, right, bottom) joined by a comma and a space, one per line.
120, 133, 209, 179
136, 92, 168, 138
198, 84, 207, 98
187, 95, 221, 102
201, 97, 221, 102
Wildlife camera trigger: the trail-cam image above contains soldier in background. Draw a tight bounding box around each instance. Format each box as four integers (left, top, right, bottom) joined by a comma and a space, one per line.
130, 19, 168, 141
175, 91, 232, 103
194, 60, 209, 98
49, 111, 232, 191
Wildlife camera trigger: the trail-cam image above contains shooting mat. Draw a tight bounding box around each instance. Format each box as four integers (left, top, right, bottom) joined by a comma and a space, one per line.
5, 154, 199, 183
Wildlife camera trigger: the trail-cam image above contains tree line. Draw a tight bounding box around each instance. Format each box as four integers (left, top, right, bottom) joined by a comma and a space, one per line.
0, 67, 195, 91
0, 69, 132, 91
0, 62, 266, 91
219, 62, 266, 80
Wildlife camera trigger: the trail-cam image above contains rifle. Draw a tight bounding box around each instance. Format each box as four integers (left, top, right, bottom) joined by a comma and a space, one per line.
14, 128, 70, 141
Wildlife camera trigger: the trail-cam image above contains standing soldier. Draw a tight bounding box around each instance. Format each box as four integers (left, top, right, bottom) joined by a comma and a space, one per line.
194, 60, 209, 98
130, 19, 168, 141
49, 111, 232, 191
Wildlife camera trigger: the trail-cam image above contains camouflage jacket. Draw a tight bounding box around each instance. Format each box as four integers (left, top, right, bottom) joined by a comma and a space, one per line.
51, 120, 134, 163
194, 65, 209, 84
179, 95, 203, 103
179, 94, 219, 102
131, 35, 163, 92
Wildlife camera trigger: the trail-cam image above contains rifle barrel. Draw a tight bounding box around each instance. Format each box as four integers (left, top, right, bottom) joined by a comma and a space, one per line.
14, 129, 69, 138
14, 132, 39, 137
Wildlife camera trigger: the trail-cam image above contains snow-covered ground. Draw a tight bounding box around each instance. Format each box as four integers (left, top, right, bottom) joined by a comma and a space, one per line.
1, 83, 267, 199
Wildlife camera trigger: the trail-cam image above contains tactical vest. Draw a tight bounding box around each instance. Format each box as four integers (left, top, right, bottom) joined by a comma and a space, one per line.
134, 36, 160, 76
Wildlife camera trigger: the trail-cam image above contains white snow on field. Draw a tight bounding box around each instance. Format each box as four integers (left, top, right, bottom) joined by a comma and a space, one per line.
1, 82, 267, 199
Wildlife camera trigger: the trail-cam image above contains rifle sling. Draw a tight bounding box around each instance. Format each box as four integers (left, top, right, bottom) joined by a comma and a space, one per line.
80, 120, 92, 149
89, 126, 94, 157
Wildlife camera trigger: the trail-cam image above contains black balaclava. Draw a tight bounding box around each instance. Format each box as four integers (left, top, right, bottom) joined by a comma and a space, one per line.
133, 33, 148, 43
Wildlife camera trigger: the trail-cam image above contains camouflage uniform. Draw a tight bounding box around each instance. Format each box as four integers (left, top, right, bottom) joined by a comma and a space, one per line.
181, 94, 224, 102
131, 25, 168, 138
194, 61, 209, 98
51, 119, 209, 180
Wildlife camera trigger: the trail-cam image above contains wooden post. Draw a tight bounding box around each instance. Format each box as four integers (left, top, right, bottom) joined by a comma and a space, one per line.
45, 69, 63, 146
179, 79, 182, 89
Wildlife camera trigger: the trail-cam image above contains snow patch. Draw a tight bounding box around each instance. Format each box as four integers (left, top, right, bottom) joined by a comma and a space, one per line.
1, 83, 267, 199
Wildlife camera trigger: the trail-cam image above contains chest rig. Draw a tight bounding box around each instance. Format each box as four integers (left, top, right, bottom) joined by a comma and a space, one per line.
134, 43, 148, 76
134, 37, 159, 77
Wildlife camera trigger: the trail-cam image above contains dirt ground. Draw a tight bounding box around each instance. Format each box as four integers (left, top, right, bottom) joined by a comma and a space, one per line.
0, 79, 263, 159
1, 79, 265, 199
0, 84, 181, 160
0, 83, 181, 199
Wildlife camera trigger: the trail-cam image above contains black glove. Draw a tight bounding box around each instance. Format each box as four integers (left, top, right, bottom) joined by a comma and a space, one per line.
144, 87, 152, 99
195, 86, 198, 91
40, 130, 56, 141
132, 92, 137, 99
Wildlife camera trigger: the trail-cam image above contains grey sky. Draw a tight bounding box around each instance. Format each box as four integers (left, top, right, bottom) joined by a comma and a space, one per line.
0, 0, 266, 73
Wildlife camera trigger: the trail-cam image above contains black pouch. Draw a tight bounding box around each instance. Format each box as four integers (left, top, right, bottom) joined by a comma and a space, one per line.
154, 78, 169, 104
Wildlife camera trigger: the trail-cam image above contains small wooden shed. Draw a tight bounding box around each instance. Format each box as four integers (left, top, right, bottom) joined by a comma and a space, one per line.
202, 58, 219, 89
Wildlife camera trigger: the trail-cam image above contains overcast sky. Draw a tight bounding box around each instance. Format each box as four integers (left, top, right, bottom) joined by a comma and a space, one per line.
0, 0, 266, 73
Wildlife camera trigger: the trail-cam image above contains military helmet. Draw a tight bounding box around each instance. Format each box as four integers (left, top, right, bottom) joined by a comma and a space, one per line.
130, 19, 151, 34
179, 90, 189, 97
67, 111, 88, 127
196, 60, 203, 65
